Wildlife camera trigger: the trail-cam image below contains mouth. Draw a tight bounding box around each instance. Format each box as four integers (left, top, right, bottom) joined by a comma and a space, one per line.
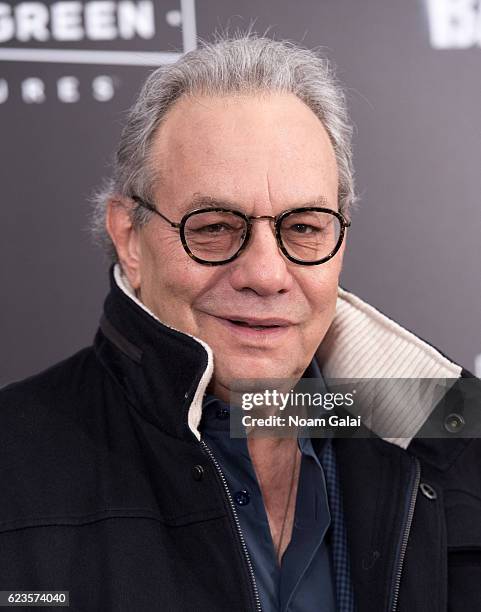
210, 315, 294, 338
226, 318, 288, 330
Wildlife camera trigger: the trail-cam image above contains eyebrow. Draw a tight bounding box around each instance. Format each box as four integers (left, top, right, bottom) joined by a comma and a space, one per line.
180, 194, 245, 212
180, 193, 331, 213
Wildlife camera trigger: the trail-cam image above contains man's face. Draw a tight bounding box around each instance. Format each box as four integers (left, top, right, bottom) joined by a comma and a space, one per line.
120, 93, 345, 400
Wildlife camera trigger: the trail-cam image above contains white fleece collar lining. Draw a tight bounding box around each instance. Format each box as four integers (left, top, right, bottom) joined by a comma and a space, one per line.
317, 288, 462, 448
114, 264, 462, 449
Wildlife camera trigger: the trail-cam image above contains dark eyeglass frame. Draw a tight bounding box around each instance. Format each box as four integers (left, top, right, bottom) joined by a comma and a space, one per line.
131, 195, 351, 266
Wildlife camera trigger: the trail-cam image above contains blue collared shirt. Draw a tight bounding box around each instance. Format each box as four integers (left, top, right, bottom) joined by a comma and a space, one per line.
199, 359, 336, 611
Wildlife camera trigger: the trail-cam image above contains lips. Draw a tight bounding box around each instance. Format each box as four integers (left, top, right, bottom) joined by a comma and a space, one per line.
205, 315, 294, 339
227, 318, 288, 330
220, 316, 291, 329
230, 320, 278, 330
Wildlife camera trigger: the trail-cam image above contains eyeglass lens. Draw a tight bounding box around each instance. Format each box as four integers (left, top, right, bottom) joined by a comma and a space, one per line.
183, 210, 342, 263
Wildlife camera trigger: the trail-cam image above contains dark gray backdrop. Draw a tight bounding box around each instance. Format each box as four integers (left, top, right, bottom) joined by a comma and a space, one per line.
1, 0, 480, 386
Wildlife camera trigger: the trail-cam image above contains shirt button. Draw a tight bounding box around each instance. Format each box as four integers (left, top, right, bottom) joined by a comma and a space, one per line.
234, 489, 250, 506
216, 407, 230, 420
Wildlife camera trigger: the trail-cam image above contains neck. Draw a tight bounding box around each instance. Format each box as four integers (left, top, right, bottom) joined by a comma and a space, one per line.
247, 435, 301, 564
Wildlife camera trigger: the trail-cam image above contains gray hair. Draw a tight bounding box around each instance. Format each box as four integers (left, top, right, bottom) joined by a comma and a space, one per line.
91, 33, 356, 261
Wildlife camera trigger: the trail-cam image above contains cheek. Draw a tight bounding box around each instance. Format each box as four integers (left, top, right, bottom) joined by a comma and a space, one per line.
139, 234, 222, 326
149, 264, 198, 308
300, 264, 340, 309
140, 228, 189, 294
297, 267, 340, 333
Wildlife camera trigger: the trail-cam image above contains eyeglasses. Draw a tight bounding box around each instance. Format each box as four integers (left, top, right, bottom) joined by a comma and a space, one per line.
131, 196, 351, 266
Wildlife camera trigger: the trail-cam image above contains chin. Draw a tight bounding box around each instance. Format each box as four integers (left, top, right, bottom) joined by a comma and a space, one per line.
220, 356, 302, 385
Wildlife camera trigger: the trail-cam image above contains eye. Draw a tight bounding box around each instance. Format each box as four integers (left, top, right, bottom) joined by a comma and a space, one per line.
289, 223, 318, 234
197, 223, 233, 234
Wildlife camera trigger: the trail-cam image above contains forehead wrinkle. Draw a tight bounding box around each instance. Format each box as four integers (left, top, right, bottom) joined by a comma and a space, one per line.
263, 159, 334, 211
266, 170, 274, 211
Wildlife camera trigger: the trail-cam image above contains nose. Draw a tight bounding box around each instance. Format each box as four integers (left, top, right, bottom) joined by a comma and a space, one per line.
228, 219, 294, 296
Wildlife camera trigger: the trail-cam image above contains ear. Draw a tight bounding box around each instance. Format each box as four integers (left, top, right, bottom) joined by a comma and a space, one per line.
106, 198, 142, 290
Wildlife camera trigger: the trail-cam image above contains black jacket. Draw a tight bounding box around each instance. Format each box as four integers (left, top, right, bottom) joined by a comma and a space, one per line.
1, 273, 480, 612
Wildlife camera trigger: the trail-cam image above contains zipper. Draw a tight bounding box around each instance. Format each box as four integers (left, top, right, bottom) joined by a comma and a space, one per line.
389, 456, 421, 612
200, 439, 262, 612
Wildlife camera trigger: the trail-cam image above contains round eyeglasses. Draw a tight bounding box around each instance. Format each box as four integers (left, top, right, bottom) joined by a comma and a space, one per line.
131, 196, 351, 266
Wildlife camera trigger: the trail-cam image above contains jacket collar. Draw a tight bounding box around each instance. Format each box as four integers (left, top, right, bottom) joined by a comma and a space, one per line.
316, 286, 462, 448
96, 264, 463, 448
94, 265, 212, 442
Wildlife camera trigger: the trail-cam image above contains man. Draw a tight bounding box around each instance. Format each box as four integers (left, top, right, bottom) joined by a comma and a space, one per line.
1, 34, 480, 612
